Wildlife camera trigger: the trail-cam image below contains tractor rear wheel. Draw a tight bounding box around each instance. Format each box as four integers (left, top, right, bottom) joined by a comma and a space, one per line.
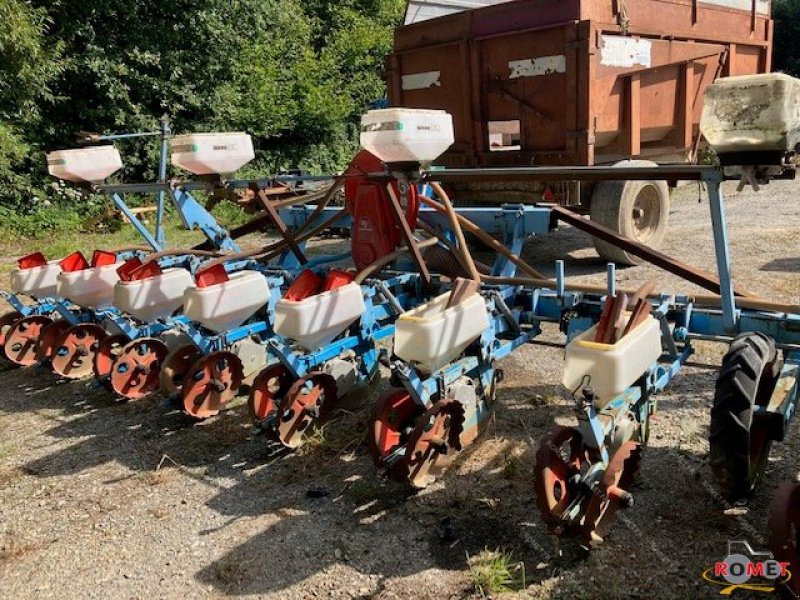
709, 332, 780, 500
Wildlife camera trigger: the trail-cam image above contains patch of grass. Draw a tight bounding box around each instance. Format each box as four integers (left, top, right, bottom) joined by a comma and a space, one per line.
0, 444, 16, 461
468, 548, 526, 597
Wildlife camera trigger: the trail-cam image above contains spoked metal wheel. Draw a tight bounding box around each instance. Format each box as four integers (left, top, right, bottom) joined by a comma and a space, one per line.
273, 372, 338, 449
36, 319, 72, 363
0, 311, 22, 356
109, 338, 168, 400
51, 324, 107, 379
159, 344, 202, 397
4, 315, 52, 366
401, 398, 465, 489
580, 441, 642, 548
369, 391, 419, 470
533, 426, 591, 532
181, 351, 244, 420
248, 364, 295, 424
93, 334, 131, 382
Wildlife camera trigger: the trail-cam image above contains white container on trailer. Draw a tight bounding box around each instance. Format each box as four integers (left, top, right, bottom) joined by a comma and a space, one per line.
183, 270, 269, 333
57, 262, 122, 309
171, 132, 255, 175
701, 73, 800, 155
10, 261, 62, 299
562, 315, 662, 407
360, 108, 454, 164
46, 145, 123, 183
114, 268, 194, 322
273, 282, 366, 351
393, 291, 489, 374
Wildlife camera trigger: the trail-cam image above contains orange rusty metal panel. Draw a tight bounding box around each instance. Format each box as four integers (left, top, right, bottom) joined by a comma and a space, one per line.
388, 0, 773, 167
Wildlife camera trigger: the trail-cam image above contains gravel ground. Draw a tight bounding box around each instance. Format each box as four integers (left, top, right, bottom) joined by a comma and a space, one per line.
0, 180, 798, 599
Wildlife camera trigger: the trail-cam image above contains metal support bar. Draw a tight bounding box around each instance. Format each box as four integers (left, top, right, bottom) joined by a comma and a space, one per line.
110, 193, 161, 251
550, 204, 752, 298
606, 263, 616, 297
251, 184, 307, 265
386, 183, 431, 285
155, 117, 169, 247
706, 176, 738, 330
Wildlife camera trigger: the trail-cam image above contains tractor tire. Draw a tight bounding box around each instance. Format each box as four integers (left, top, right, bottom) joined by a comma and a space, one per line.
709, 332, 780, 500
589, 160, 670, 266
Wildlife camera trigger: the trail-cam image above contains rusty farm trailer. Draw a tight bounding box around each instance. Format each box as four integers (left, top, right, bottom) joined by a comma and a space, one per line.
386, 0, 773, 263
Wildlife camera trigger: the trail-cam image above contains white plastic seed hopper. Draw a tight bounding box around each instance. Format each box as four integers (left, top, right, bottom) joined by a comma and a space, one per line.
57, 263, 122, 309
360, 108, 455, 164
701, 73, 800, 155
273, 282, 366, 351
183, 270, 269, 333
562, 314, 662, 407
114, 268, 194, 322
171, 132, 255, 175
394, 291, 489, 374
10, 261, 62, 299
46, 145, 123, 183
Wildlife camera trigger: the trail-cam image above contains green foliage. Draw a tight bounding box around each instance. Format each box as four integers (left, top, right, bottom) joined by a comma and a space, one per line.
0, 0, 62, 210
773, 0, 800, 76
467, 548, 527, 597
0, 0, 403, 235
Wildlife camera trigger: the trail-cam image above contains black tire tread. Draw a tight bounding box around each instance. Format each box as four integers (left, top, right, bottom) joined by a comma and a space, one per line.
709, 332, 777, 500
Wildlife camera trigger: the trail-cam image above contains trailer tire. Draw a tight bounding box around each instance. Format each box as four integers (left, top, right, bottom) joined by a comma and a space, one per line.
709, 332, 779, 500
589, 160, 670, 266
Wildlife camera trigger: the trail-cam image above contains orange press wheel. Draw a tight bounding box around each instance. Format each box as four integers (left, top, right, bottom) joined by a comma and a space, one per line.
109, 338, 168, 400
50, 324, 107, 379
181, 351, 244, 420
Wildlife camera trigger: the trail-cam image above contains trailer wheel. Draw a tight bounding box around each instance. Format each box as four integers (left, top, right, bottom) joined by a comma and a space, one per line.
709, 332, 780, 500
589, 160, 670, 266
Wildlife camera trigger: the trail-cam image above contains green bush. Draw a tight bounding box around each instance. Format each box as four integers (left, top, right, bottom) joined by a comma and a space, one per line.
773, 0, 800, 76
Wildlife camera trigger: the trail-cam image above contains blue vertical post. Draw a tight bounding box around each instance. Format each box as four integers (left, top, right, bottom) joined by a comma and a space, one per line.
606, 263, 616, 297
555, 259, 565, 297
155, 117, 170, 247
706, 173, 737, 331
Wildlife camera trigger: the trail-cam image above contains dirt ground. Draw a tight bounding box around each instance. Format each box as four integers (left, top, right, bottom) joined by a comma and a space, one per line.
0, 180, 798, 599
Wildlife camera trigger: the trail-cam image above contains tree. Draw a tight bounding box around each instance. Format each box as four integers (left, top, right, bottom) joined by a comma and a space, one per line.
773, 0, 800, 76
0, 0, 405, 213
0, 0, 61, 207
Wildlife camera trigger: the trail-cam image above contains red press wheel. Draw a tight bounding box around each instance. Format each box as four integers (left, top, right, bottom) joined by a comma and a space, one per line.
50, 324, 107, 379
109, 338, 168, 400
4, 315, 52, 366
181, 352, 244, 420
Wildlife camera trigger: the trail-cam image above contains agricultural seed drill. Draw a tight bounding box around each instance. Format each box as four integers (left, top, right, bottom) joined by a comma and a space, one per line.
349, 73, 800, 549
1, 126, 326, 390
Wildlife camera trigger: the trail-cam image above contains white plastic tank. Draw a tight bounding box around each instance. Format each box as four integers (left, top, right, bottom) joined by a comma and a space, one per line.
273, 282, 366, 351
562, 315, 662, 406
114, 268, 194, 322
360, 108, 454, 164
10, 261, 62, 299
394, 291, 489, 374
183, 270, 269, 333
56, 262, 122, 308
701, 73, 800, 155
46, 145, 123, 183
171, 132, 255, 175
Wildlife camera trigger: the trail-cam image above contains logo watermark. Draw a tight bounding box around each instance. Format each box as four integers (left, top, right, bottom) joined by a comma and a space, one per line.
702, 541, 792, 595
